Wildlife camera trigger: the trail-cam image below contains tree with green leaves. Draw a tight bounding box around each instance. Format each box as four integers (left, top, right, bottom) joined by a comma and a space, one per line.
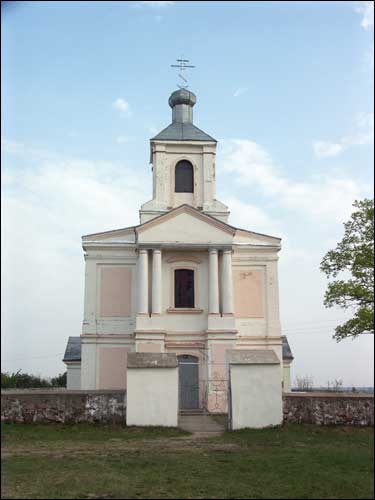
320, 199, 374, 341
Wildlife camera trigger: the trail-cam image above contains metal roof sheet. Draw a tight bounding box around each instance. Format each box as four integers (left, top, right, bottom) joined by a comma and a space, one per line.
63, 336, 81, 362
151, 122, 216, 142
282, 335, 294, 360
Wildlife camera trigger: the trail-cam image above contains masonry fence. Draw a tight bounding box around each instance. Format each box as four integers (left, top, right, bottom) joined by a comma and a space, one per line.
1, 389, 373, 426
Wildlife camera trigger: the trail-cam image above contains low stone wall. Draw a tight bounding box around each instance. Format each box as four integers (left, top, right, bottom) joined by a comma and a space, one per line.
1, 390, 373, 426
1, 390, 126, 424
283, 392, 374, 426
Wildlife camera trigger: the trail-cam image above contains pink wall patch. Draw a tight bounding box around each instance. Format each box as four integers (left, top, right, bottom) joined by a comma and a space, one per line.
138, 343, 162, 353
233, 269, 264, 318
100, 266, 132, 317
99, 347, 129, 389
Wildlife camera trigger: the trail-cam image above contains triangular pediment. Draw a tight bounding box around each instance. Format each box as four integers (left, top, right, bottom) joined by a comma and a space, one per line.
82, 226, 136, 244
81, 205, 281, 249
233, 228, 281, 247
136, 205, 235, 245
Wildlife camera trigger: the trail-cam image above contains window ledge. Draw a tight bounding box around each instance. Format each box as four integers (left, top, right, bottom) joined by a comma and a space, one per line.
167, 307, 204, 314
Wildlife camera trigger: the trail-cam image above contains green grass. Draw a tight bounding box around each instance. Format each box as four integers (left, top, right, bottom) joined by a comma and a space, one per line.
1, 423, 373, 499
1, 422, 187, 444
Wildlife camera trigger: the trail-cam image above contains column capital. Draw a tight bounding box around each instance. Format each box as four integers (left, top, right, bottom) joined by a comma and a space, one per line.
209, 248, 218, 254
137, 245, 161, 252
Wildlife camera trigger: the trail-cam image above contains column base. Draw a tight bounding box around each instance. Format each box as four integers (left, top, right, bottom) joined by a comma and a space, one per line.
136, 313, 164, 330
208, 313, 236, 331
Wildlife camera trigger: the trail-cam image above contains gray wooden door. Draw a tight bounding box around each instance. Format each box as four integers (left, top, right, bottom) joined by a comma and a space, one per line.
178, 355, 199, 409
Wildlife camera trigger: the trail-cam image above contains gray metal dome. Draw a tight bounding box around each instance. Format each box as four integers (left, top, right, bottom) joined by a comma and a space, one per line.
168, 88, 197, 108
151, 88, 216, 142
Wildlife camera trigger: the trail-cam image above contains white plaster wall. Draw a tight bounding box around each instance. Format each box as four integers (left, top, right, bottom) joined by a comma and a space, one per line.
126, 367, 178, 427
80, 342, 97, 390
283, 363, 292, 393
230, 364, 283, 429
82, 258, 97, 334
66, 364, 81, 390
140, 141, 229, 222
82, 249, 137, 336
232, 249, 281, 339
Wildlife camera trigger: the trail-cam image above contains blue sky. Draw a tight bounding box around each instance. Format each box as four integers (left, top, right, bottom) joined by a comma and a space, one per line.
1, 1, 374, 385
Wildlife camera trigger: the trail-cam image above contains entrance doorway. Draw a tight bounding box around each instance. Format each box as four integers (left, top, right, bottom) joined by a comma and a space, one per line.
178, 355, 199, 410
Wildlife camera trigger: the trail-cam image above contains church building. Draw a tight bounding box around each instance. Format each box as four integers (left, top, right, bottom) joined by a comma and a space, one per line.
63, 84, 294, 412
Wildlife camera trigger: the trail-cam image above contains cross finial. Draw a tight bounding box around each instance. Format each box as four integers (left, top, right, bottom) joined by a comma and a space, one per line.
171, 57, 195, 89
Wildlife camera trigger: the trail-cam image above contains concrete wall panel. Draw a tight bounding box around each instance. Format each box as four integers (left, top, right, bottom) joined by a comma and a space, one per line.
127, 367, 178, 427
230, 363, 283, 429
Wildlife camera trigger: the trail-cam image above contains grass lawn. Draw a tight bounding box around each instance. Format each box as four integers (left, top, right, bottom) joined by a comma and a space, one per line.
1, 422, 373, 499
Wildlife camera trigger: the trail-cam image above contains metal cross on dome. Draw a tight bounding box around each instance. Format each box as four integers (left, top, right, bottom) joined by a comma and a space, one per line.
171, 57, 195, 89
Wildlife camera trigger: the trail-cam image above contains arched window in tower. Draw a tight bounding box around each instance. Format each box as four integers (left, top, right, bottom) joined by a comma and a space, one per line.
174, 269, 195, 308
175, 160, 194, 193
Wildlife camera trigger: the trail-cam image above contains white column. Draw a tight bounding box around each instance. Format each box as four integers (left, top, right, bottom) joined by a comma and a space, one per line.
152, 249, 162, 314
208, 249, 219, 314
222, 250, 234, 314
137, 249, 149, 314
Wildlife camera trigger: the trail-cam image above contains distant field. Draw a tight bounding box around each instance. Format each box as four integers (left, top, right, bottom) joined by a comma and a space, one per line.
1, 423, 373, 499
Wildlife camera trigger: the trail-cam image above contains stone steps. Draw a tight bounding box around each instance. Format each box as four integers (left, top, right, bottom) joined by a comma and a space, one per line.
179, 409, 205, 416
178, 414, 226, 434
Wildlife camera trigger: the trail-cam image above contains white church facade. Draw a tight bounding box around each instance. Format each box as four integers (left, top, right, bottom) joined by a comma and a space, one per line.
63, 86, 294, 412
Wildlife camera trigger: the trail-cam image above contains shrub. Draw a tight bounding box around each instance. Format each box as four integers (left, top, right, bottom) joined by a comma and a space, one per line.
1, 370, 67, 389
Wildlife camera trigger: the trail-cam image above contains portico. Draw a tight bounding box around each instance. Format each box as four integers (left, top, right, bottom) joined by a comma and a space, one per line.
135, 245, 235, 319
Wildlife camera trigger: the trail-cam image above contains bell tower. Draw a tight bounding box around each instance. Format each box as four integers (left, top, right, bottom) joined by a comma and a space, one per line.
139, 87, 229, 224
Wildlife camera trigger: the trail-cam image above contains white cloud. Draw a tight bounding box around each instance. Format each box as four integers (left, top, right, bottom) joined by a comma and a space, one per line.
313, 112, 374, 158
115, 135, 132, 144
138, 1, 174, 7
220, 139, 364, 223
112, 98, 130, 113
1, 137, 61, 162
313, 141, 344, 159
355, 1, 374, 30
224, 197, 282, 237
1, 141, 149, 376
233, 87, 248, 98
1, 138, 26, 155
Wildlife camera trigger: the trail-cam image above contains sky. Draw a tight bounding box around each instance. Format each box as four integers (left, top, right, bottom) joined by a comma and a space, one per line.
1, 0, 374, 387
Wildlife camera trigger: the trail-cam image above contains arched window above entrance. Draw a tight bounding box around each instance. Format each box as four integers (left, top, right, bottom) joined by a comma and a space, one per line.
175, 160, 194, 193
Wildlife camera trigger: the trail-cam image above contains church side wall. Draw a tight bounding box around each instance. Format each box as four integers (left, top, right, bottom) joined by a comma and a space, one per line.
81, 247, 137, 390
232, 248, 281, 340
66, 364, 81, 390
232, 247, 283, 375
82, 248, 137, 336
